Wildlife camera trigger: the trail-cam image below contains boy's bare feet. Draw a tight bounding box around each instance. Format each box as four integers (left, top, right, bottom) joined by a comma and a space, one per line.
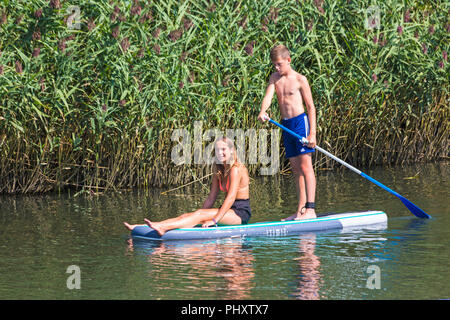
282, 203, 316, 221
296, 208, 316, 220
144, 218, 166, 236
281, 212, 302, 221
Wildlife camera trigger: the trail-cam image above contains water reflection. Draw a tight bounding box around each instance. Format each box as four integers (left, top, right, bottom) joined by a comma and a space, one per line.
291, 234, 321, 300
125, 222, 390, 300
288, 223, 389, 300
0, 162, 446, 299
127, 238, 255, 299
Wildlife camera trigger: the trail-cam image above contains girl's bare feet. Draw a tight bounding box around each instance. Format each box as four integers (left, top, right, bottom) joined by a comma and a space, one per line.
144, 218, 166, 236
123, 222, 137, 231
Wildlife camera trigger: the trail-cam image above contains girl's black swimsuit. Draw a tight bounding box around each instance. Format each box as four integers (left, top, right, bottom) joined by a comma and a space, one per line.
230, 199, 251, 224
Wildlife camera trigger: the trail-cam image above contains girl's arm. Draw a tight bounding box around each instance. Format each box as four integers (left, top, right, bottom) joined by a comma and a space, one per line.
211, 166, 240, 223
201, 173, 219, 209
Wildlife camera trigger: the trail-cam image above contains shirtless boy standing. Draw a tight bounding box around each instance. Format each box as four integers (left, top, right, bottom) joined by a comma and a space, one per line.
258, 44, 317, 220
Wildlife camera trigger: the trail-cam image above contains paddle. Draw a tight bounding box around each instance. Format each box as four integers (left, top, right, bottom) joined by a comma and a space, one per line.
265, 117, 431, 219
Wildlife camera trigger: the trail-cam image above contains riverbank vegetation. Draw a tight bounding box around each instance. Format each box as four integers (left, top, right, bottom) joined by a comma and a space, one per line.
0, 0, 448, 193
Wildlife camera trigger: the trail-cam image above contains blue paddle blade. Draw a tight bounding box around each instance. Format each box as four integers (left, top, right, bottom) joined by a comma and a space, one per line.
359, 172, 431, 219
398, 196, 431, 219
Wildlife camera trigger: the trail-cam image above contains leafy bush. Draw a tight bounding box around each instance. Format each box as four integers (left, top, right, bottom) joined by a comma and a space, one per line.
0, 0, 448, 193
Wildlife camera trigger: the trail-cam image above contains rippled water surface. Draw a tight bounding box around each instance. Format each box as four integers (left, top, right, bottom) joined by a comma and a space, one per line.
0, 162, 448, 299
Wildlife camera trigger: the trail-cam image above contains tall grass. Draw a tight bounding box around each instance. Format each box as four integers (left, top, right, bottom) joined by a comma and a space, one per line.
0, 0, 448, 193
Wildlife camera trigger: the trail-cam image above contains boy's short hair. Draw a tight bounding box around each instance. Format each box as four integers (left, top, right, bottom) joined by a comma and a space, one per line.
270, 45, 290, 61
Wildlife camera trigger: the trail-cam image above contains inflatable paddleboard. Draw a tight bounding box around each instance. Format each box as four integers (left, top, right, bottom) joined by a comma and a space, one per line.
130, 210, 387, 241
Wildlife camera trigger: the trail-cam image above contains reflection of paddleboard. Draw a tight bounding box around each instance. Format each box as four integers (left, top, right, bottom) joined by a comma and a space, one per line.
130, 211, 387, 241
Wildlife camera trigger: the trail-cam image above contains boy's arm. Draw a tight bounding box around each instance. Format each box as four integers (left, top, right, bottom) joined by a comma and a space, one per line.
299, 75, 317, 148
258, 75, 276, 122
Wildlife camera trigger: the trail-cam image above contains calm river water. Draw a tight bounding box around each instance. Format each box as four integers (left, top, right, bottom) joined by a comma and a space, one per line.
0, 162, 448, 300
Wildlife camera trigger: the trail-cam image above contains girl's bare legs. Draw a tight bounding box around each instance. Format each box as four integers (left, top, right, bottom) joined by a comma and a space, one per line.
122, 211, 210, 232
144, 208, 242, 236
145, 208, 241, 236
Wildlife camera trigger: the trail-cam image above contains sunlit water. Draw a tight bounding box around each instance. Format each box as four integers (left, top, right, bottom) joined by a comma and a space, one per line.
0, 162, 448, 300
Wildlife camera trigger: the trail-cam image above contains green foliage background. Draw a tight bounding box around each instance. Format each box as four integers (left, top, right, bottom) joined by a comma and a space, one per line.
0, 0, 448, 193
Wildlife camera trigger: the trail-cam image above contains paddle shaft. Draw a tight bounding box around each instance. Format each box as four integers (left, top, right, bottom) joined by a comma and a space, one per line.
316, 144, 402, 197
267, 118, 431, 219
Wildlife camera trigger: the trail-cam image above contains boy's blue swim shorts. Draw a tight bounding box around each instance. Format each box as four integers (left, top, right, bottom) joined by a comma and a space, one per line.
281, 113, 315, 158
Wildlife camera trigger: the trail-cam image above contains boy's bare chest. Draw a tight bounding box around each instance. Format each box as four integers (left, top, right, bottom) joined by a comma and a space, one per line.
274, 78, 301, 97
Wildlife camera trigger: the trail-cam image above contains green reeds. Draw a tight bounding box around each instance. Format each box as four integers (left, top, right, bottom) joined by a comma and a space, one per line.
0, 0, 448, 193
